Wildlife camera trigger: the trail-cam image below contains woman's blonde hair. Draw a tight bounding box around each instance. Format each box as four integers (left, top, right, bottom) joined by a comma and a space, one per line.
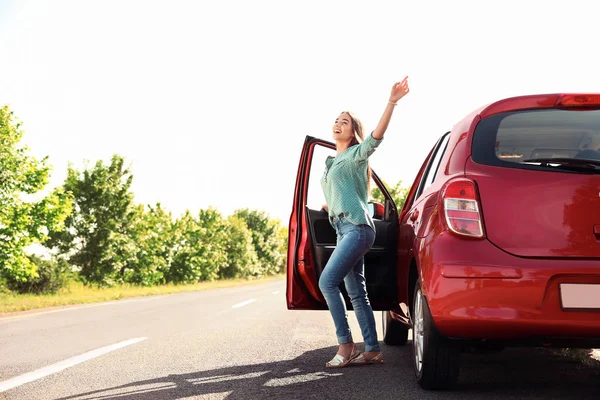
342, 111, 372, 194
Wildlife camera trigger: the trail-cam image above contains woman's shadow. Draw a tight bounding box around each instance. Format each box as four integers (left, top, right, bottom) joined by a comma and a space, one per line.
55, 345, 407, 400
55, 344, 600, 400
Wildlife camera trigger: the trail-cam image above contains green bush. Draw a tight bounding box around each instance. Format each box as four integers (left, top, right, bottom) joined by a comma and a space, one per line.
6, 255, 71, 294
221, 215, 260, 279
0, 277, 10, 295
121, 204, 171, 286
233, 209, 285, 275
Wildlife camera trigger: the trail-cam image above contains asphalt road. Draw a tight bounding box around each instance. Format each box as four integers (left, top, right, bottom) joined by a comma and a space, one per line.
1, 279, 599, 400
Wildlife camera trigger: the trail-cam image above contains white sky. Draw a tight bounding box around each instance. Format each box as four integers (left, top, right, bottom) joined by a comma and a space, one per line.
1, 0, 599, 225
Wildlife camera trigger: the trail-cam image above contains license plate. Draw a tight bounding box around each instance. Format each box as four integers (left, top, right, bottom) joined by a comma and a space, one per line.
560, 283, 600, 309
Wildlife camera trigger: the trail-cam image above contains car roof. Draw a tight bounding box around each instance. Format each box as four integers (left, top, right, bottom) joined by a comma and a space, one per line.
450, 93, 600, 137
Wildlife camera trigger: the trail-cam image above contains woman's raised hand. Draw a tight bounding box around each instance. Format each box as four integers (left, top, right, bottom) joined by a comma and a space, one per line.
390, 76, 410, 104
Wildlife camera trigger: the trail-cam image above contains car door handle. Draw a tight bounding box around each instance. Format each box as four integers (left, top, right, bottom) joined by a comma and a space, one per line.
410, 210, 419, 222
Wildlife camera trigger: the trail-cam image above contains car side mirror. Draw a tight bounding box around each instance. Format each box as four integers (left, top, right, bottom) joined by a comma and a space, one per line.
367, 202, 385, 220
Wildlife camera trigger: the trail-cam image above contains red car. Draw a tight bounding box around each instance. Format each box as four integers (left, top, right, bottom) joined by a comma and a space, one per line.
286, 93, 600, 390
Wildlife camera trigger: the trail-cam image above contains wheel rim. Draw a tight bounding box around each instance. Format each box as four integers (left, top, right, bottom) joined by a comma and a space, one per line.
413, 288, 424, 373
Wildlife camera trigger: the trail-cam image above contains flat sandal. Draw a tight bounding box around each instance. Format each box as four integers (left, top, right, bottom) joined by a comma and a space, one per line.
325, 345, 361, 368
349, 352, 384, 365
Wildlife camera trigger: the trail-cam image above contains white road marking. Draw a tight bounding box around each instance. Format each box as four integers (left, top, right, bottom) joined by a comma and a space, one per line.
232, 299, 256, 308
190, 371, 269, 384
272, 291, 280, 295
0, 337, 147, 393
264, 372, 342, 387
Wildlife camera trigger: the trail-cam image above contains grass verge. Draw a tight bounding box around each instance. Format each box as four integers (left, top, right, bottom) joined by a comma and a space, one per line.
0, 274, 285, 315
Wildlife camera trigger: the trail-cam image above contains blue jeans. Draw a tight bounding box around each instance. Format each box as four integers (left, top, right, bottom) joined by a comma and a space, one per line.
318, 215, 380, 352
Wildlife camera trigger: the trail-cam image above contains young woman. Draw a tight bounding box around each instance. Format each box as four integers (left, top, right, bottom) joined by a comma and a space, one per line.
319, 77, 410, 368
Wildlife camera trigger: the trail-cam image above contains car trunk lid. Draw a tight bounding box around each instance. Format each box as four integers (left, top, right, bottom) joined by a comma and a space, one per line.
468, 106, 600, 258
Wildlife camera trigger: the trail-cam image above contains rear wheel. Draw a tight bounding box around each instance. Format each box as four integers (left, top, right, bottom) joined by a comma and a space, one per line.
382, 311, 409, 345
412, 281, 460, 390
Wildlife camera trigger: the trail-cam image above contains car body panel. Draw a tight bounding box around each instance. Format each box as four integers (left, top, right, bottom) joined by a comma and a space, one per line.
417, 231, 600, 339
465, 159, 600, 258
400, 93, 600, 346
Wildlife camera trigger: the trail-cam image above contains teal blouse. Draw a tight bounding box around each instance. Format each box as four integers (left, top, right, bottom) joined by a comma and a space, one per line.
320, 133, 383, 232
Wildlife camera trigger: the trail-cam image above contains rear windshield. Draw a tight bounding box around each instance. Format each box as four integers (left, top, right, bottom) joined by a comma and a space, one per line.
472, 109, 600, 174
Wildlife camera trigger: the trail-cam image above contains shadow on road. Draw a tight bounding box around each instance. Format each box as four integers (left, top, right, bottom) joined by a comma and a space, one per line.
56, 344, 600, 400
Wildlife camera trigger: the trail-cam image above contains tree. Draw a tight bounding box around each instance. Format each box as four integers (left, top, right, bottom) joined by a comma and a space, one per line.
0, 106, 72, 287
167, 207, 228, 283
277, 225, 288, 271
46, 154, 135, 286
233, 209, 285, 275
195, 207, 228, 280
221, 215, 259, 279
370, 179, 410, 211
123, 203, 174, 286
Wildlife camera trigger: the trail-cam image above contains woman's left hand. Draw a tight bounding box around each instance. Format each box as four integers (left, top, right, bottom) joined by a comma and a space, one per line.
390, 76, 410, 103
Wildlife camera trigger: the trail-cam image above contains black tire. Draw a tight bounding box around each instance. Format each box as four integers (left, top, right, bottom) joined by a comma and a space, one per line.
412, 281, 460, 390
382, 311, 409, 346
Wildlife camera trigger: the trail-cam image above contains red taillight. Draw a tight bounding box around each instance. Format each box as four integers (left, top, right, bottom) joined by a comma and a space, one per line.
442, 179, 484, 238
555, 94, 600, 107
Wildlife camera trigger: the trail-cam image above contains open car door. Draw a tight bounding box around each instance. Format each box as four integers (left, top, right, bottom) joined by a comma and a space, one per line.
286, 136, 400, 311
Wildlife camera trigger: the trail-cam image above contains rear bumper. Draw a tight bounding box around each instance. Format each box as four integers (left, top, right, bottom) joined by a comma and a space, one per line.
420, 232, 600, 343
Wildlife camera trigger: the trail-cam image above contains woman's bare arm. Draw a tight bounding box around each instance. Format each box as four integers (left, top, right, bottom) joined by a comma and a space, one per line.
372, 76, 410, 140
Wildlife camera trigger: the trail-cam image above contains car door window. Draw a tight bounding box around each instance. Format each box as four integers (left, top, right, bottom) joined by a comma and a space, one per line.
416, 132, 450, 199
